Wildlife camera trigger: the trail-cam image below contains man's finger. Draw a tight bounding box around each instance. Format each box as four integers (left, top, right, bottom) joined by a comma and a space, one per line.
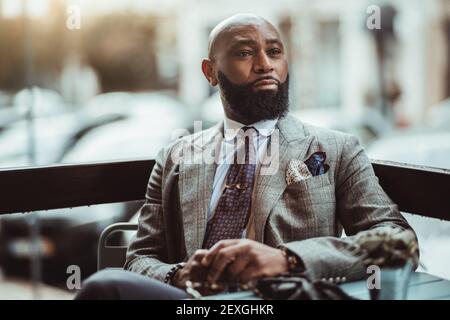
226, 252, 251, 279
207, 245, 242, 283
189, 260, 208, 282
191, 249, 208, 262
201, 239, 240, 267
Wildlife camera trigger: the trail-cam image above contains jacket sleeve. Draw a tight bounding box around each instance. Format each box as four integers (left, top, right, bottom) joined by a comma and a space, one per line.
280, 135, 418, 281
124, 146, 177, 282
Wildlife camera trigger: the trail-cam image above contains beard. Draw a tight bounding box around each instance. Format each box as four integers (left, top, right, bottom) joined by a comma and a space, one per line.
217, 71, 289, 123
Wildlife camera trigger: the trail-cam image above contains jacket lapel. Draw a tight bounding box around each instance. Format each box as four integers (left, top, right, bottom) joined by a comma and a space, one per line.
253, 116, 313, 242
179, 122, 222, 257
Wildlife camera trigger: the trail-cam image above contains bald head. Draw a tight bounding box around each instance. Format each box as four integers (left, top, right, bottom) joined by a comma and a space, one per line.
208, 14, 281, 60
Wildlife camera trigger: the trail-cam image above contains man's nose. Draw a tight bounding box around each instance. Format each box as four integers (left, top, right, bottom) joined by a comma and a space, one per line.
253, 51, 274, 74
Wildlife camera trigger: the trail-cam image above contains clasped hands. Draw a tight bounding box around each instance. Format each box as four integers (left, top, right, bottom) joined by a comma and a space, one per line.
171, 239, 288, 293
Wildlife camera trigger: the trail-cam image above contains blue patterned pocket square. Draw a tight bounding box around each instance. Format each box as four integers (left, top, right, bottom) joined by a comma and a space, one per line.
304, 151, 329, 176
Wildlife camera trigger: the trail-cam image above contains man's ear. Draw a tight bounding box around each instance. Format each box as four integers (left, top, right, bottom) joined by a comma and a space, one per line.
201, 59, 218, 86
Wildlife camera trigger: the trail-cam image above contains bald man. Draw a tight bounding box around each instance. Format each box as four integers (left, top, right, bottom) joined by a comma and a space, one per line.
76, 14, 416, 300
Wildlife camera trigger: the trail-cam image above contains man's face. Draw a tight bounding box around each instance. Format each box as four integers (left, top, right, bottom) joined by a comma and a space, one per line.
209, 22, 290, 123
213, 23, 288, 91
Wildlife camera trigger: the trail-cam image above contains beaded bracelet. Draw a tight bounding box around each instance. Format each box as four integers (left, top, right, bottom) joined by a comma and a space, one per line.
280, 247, 305, 273
164, 262, 186, 284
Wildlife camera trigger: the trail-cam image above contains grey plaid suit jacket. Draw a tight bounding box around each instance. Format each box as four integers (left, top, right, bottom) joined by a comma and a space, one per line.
125, 114, 415, 282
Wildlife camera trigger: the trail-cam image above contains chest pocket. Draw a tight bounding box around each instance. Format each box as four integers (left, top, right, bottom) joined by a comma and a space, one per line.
267, 173, 336, 243
285, 173, 332, 193
283, 173, 335, 209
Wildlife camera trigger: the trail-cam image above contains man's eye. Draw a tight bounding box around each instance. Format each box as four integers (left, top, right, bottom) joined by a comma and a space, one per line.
268, 48, 282, 56
238, 51, 252, 57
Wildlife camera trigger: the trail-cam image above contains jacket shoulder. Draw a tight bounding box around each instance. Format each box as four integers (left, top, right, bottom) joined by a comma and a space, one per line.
286, 114, 357, 146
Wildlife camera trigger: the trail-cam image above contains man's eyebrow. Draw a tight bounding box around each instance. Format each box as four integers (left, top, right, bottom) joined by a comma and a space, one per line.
228, 38, 284, 49
266, 38, 284, 47
229, 39, 258, 49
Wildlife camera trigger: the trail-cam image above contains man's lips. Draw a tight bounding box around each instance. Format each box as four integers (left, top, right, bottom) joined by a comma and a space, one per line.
252, 78, 280, 90
253, 79, 279, 86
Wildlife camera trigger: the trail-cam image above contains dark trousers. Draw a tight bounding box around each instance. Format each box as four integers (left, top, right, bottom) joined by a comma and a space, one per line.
75, 269, 189, 300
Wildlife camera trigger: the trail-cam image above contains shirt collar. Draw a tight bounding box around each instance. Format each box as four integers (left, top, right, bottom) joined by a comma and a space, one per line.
223, 115, 278, 141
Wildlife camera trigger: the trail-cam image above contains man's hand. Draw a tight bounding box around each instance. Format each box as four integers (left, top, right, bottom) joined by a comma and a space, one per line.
201, 239, 289, 284
171, 249, 208, 289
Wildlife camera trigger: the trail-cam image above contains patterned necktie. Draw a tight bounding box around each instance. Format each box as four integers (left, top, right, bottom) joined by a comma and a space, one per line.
202, 126, 258, 249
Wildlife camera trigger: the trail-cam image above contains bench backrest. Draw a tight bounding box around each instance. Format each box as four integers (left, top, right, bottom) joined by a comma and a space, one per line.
0, 159, 449, 221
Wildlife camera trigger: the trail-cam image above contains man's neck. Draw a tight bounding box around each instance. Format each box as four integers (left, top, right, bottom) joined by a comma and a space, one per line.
223, 114, 278, 139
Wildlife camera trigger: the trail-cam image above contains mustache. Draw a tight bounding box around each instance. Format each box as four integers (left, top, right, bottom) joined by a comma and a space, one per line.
251, 76, 281, 86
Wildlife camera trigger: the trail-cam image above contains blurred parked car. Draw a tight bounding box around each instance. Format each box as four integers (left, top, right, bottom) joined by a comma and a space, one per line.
427, 98, 450, 131
0, 113, 83, 167
64, 93, 192, 162
0, 108, 22, 133
0, 88, 82, 168
13, 88, 70, 118
290, 107, 391, 145
367, 129, 450, 169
